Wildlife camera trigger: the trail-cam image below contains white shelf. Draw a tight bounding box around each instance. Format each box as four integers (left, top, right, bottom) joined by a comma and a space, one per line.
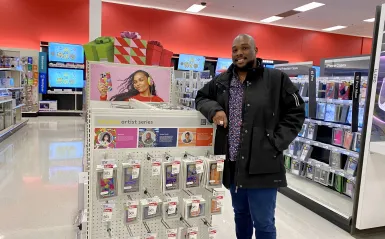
302, 97, 365, 106
0, 99, 13, 104
295, 136, 359, 158
0, 87, 24, 90
0, 67, 23, 72
13, 104, 25, 109
39, 110, 83, 113
304, 118, 353, 130
0, 119, 28, 140
47, 92, 83, 95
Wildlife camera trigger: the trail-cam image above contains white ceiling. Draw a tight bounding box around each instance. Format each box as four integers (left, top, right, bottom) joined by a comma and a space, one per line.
104, 0, 385, 37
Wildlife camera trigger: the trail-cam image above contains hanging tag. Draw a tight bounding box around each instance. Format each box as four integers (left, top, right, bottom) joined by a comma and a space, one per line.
144, 233, 157, 239
102, 159, 115, 179
127, 201, 138, 219
132, 163, 140, 179
195, 158, 204, 174
208, 227, 217, 239
191, 199, 200, 213
166, 229, 178, 239
187, 227, 199, 239
128, 237, 140, 239
213, 191, 224, 208
172, 159, 181, 174
152, 158, 162, 176
148, 199, 158, 216
167, 197, 178, 215
216, 155, 225, 172
102, 204, 114, 222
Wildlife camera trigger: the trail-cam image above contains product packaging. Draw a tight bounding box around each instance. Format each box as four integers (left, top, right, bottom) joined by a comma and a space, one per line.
205, 155, 224, 189
125, 200, 139, 225
114, 37, 147, 65
210, 190, 224, 215
160, 49, 174, 67
182, 157, 204, 189
306, 123, 318, 140
166, 229, 178, 239
162, 158, 181, 193
291, 160, 300, 176
187, 227, 199, 239
208, 227, 218, 239
122, 160, 141, 194
96, 160, 118, 199
332, 128, 344, 146
102, 203, 115, 222
325, 104, 337, 122
143, 233, 157, 239
298, 123, 308, 137
313, 166, 322, 183
329, 151, 342, 169
162, 197, 179, 220
146, 42, 163, 66
299, 144, 313, 162
284, 155, 291, 170
345, 157, 358, 176
316, 102, 326, 120
183, 196, 206, 220
306, 164, 314, 180
343, 131, 353, 150
353, 132, 361, 152
140, 197, 163, 221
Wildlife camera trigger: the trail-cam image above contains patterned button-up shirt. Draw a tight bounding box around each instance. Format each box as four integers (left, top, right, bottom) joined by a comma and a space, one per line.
228, 72, 245, 161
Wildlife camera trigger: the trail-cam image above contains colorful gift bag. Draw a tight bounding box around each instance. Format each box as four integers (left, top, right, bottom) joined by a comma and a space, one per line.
160, 49, 174, 67
83, 37, 114, 62
114, 37, 147, 65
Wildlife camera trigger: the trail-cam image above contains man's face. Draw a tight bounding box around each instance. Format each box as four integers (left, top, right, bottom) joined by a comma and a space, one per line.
232, 37, 257, 70
146, 133, 151, 139
185, 133, 190, 140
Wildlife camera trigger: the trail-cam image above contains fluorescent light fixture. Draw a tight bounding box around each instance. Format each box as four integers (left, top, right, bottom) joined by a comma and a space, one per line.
322, 25, 347, 31
260, 16, 283, 23
364, 18, 375, 22
186, 4, 206, 13
294, 2, 325, 12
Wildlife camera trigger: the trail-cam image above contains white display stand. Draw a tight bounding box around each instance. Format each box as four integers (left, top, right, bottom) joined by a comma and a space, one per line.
83, 61, 220, 239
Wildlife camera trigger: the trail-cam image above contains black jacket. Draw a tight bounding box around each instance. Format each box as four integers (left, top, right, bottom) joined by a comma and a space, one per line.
195, 62, 305, 189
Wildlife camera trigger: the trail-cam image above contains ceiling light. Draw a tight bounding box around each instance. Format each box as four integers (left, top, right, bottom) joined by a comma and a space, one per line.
322, 25, 347, 31
364, 18, 375, 22
260, 16, 283, 23
186, 4, 206, 13
293, 2, 325, 12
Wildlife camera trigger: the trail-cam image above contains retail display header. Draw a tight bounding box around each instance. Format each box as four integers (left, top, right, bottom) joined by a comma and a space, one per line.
48, 42, 84, 64
177, 54, 205, 72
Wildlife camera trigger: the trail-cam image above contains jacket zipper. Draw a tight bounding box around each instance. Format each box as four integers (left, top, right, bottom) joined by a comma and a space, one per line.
292, 93, 300, 107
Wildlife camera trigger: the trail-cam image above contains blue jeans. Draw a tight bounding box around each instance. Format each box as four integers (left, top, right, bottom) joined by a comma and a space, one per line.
230, 185, 277, 239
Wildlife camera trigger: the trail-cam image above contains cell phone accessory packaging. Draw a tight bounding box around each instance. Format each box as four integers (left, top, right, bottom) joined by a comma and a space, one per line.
162, 158, 182, 193
305, 164, 314, 180
338, 82, 350, 100
299, 144, 313, 162
313, 166, 322, 183
329, 151, 342, 169
122, 160, 141, 194
288, 143, 295, 155
205, 155, 225, 189
334, 175, 343, 193
344, 179, 355, 198
125, 200, 139, 225
187, 227, 199, 239
306, 123, 318, 140
316, 102, 326, 120
353, 132, 361, 152
183, 196, 206, 220
209, 190, 225, 215
345, 157, 358, 176
325, 104, 337, 122
140, 197, 163, 221
163, 197, 180, 220
284, 155, 291, 170
318, 82, 327, 98
182, 158, 203, 190
102, 203, 115, 222
291, 160, 300, 176
343, 131, 353, 150
339, 105, 350, 123
298, 123, 308, 137
332, 128, 344, 146
96, 160, 118, 200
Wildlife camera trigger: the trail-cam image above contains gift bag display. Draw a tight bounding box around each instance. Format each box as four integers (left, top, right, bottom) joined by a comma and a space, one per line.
114, 37, 147, 65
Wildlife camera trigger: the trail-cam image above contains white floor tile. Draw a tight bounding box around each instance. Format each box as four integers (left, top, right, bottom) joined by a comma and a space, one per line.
0, 117, 380, 239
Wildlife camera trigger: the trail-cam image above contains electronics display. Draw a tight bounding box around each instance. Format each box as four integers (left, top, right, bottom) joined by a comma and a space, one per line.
215, 58, 232, 75
177, 54, 205, 72
48, 42, 84, 63
48, 68, 84, 88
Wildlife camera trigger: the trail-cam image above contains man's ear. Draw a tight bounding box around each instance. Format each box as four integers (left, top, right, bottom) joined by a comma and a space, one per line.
255, 47, 259, 55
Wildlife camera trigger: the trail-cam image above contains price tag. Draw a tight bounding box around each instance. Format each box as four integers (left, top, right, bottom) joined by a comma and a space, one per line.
216, 156, 225, 172
102, 204, 114, 222
167, 197, 178, 215
208, 227, 217, 239
132, 164, 140, 179
172, 160, 181, 174
213, 191, 225, 208
144, 233, 157, 239
166, 229, 178, 239
191, 199, 200, 213
128, 237, 140, 239
148, 200, 158, 216
187, 227, 198, 239
103, 168, 113, 179
127, 201, 138, 219
195, 159, 204, 174
152, 158, 162, 176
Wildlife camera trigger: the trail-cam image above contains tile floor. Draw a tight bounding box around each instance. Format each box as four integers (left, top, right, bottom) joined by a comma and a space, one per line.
0, 117, 383, 239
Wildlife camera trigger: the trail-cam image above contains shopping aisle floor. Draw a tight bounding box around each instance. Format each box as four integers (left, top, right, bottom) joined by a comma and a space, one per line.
0, 117, 382, 239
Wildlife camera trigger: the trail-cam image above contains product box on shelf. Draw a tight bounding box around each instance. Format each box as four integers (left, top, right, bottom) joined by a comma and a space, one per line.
146, 43, 163, 66
160, 49, 174, 67
114, 37, 147, 65
83, 37, 115, 62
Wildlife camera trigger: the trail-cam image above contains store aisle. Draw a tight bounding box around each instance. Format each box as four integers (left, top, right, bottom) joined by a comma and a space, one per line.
0, 117, 84, 239
0, 117, 380, 239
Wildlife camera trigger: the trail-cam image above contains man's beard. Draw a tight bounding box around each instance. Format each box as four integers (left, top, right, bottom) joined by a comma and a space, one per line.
235, 59, 255, 72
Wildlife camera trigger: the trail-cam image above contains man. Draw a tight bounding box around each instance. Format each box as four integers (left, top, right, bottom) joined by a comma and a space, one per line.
143, 132, 154, 146
183, 132, 192, 143
195, 34, 305, 239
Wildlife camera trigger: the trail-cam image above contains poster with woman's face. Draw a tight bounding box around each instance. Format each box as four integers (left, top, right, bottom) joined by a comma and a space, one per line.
89, 62, 172, 102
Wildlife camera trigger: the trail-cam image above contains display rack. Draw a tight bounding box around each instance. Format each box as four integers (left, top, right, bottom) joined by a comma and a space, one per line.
82, 61, 221, 239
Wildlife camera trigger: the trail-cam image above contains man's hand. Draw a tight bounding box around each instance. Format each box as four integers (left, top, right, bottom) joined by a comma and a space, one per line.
213, 111, 228, 128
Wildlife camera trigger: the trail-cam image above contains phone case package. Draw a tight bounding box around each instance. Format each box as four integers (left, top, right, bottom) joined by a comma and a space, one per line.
162, 159, 182, 193
140, 197, 163, 221
313, 167, 322, 183
344, 180, 355, 198
329, 151, 342, 169
299, 144, 313, 162
122, 160, 141, 194
96, 161, 118, 200
210, 191, 224, 215
306, 164, 314, 180
319, 169, 330, 186
187, 227, 199, 239
183, 197, 206, 220
125, 200, 139, 225
205, 155, 224, 189
316, 102, 326, 120
353, 132, 361, 152
325, 104, 337, 122
182, 158, 203, 189
306, 123, 318, 140
343, 131, 353, 150
284, 155, 291, 170
338, 82, 351, 100
345, 157, 358, 176
163, 197, 180, 220
291, 160, 300, 175
332, 128, 344, 146
298, 123, 308, 137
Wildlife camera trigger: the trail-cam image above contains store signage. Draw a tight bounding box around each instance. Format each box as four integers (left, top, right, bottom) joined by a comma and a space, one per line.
178, 54, 205, 72
48, 42, 84, 63
274, 62, 313, 76
38, 73, 47, 94
323, 56, 370, 72
352, 72, 361, 133
308, 68, 317, 118
39, 52, 47, 73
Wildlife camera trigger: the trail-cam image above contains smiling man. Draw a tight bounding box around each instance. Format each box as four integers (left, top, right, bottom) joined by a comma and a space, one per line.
195, 34, 305, 239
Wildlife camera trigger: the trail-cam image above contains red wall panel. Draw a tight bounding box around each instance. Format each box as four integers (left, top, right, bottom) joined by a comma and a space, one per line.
102, 3, 370, 65
0, 0, 89, 50
362, 38, 374, 54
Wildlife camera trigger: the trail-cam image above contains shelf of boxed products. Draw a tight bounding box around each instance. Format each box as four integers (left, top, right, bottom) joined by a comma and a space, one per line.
301, 97, 365, 106
284, 152, 356, 182
0, 87, 24, 91
294, 136, 359, 158
304, 118, 360, 131
0, 67, 23, 72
